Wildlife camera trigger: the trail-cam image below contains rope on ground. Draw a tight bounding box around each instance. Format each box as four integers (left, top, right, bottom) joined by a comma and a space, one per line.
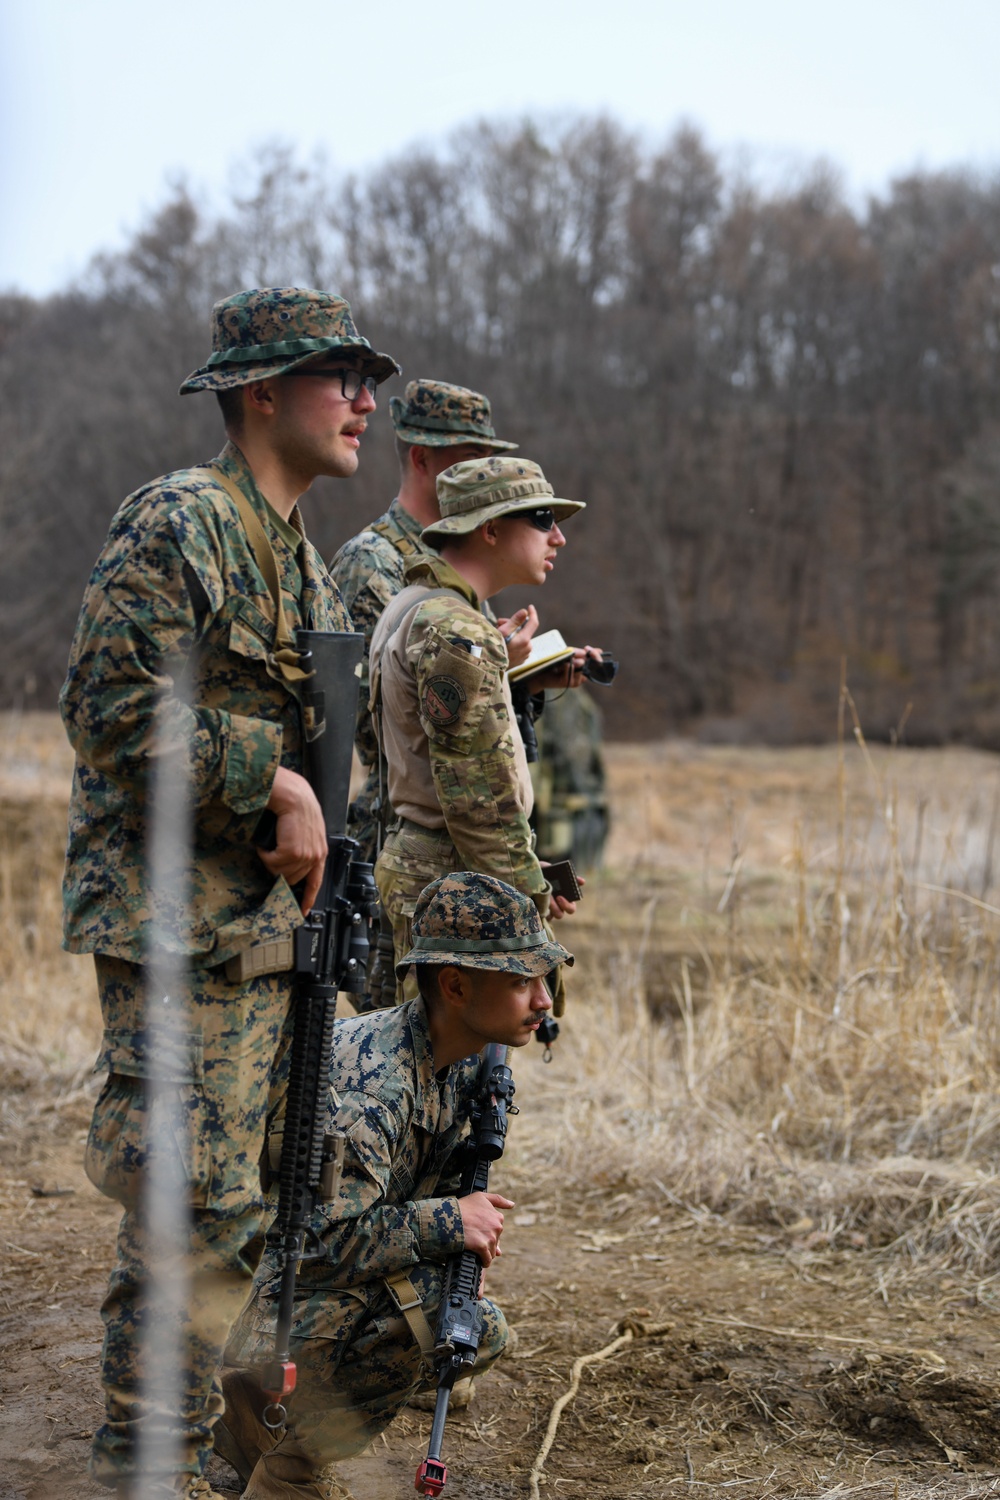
527, 1317, 674, 1499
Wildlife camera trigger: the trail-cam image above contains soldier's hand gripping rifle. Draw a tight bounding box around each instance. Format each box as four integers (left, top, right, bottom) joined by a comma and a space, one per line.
415, 1043, 517, 1497
258, 630, 379, 1428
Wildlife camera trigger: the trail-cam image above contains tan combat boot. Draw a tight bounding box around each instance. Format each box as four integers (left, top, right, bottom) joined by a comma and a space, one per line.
241, 1433, 355, 1500
213, 1367, 279, 1484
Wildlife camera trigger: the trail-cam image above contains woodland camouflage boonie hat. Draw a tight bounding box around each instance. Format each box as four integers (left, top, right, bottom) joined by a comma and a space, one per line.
179, 287, 400, 394
396, 871, 573, 978
390, 379, 518, 450
421, 456, 585, 545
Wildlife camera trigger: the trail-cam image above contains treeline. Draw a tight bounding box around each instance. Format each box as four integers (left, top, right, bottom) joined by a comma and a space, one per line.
3, 119, 1000, 742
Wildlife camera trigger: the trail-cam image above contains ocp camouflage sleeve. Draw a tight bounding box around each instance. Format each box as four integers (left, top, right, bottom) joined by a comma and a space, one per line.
411, 604, 549, 897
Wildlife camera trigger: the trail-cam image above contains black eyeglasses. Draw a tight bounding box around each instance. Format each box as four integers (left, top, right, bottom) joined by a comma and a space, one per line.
291, 366, 378, 400
519, 507, 556, 532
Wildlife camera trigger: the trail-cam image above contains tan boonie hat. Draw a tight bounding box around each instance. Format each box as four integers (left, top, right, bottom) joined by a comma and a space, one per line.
390, 378, 517, 450
396, 871, 573, 979
421, 456, 584, 545
180, 287, 400, 394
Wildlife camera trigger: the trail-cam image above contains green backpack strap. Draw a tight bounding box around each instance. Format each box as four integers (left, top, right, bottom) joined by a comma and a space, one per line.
206, 464, 312, 687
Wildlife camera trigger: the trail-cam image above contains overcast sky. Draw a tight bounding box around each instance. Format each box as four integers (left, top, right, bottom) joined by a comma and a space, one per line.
2, 0, 998, 297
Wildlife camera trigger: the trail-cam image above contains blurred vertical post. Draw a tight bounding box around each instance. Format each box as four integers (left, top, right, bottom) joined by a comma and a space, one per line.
137, 658, 194, 1484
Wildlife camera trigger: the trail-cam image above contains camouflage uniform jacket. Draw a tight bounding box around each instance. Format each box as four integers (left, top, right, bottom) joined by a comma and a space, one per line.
369, 554, 548, 903
330, 498, 427, 770
60, 441, 350, 966
331, 500, 500, 771
297, 996, 474, 1286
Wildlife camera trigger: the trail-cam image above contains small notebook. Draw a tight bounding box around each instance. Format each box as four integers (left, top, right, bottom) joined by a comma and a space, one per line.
507, 628, 576, 683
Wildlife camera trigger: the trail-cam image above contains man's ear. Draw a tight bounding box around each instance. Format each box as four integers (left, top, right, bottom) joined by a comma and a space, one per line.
243, 378, 278, 419
479, 517, 500, 549
436, 964, 477, 1013
410, 444, 432, 475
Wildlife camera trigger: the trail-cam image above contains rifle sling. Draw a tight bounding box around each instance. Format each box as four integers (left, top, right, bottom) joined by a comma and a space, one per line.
208, 465, 312, 686
384, 1271, 436, 1356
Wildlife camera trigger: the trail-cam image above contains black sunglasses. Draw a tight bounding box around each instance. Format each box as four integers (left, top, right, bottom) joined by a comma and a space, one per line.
291, 366, 378, 400
518, 507, 556, 532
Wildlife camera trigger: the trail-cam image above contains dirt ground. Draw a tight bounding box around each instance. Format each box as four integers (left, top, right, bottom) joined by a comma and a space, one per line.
4, 724, 1000, 1499
4, 1055, 1000, 1500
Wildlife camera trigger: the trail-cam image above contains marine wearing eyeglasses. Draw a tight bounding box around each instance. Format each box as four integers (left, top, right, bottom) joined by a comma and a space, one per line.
367, 456, 585, 1006
59, 286, 399, 1500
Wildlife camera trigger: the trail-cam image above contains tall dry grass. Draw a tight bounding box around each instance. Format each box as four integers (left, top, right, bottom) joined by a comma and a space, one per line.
4, 707, 1000, 1286
508, 699, 1000, 1288
0, 711, 98, 1089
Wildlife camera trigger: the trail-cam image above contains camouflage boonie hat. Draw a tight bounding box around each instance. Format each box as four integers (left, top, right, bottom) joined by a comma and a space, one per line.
422, 457, 585, 545
390, 379, 517, 451
179, 287, 400, 394
396, 871, 573, 978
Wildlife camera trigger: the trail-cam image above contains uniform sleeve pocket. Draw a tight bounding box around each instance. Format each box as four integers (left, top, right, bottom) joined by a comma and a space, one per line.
416, 633, 497, 751
364, 571, 397, 609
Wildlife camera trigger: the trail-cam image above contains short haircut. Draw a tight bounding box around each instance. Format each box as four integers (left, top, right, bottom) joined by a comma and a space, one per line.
216, 387, 245, 437
415, 962, 444, 1004
416, 961, 484, 1003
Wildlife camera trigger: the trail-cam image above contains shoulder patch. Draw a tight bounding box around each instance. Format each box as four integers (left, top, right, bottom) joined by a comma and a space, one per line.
422, 675, 467, 728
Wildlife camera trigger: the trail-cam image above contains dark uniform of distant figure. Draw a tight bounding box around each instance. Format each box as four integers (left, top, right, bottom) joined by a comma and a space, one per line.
531, 685, 610, 871
330, 379, 517, 866
218, 871, 572, 1499
59, 288, 398, 1498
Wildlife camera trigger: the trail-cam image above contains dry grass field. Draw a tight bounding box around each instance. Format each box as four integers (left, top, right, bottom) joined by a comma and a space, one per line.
3, 708, 1000, 1499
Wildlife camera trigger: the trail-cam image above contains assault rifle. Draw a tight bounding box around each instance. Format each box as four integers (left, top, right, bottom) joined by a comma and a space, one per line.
258, 630, 379, 1428
415, 1043, 518, 1497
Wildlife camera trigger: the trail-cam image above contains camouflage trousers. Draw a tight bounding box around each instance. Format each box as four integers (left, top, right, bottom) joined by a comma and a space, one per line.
227, 1257, 508, 1462
374, 821, 568, 1015
84, 954, 293, 1486
373, 822, 465, 1006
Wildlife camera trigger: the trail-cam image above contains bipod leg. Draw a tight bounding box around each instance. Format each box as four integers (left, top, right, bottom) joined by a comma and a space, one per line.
414, 1384, 451, 1495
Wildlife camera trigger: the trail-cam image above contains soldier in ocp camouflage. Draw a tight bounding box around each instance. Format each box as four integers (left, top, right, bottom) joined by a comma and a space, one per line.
330, 379, 518, 867
369, 457, 586, 1008
218, 872, 572, 1499
60, 287, 399, 1500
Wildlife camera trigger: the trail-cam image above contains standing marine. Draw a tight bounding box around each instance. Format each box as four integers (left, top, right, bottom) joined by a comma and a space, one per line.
329, 379, 534, 866
368, 456, 584, 1005
59, 287, 398, 1499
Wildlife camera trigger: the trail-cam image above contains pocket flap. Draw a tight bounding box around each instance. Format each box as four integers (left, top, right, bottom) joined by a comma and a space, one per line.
96, 1025, 205, 1083
228, 597, 276, 663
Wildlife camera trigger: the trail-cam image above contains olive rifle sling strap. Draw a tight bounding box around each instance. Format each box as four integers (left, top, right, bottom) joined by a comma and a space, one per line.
384, 1271, 436, 1358
206, 464, 311, 982
208, 465, 313, 687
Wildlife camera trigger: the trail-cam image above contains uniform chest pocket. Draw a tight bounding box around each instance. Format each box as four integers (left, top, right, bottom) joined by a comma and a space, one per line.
416, 632, 498, 751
